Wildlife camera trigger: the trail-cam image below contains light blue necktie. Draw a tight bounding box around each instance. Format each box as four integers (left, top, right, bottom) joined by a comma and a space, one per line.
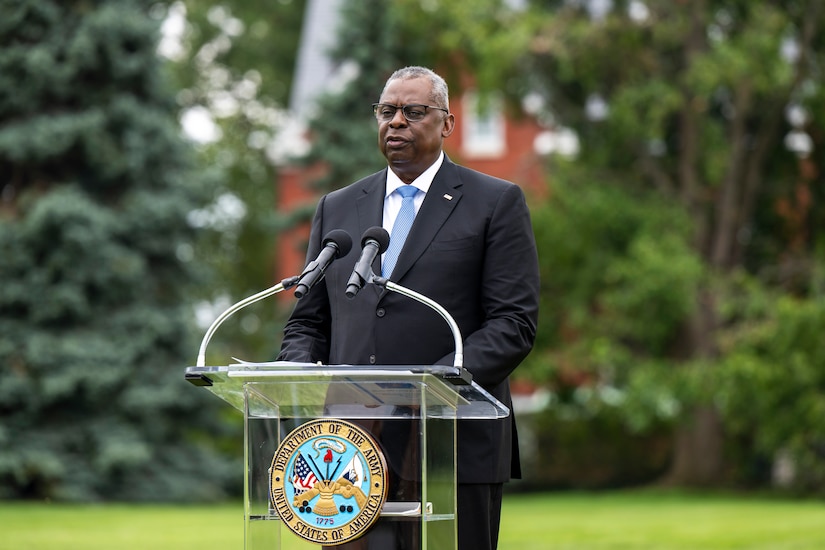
382, 185, 419, 278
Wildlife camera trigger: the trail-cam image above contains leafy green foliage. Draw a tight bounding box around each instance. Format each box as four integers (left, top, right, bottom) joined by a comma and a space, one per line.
396, 0, 825, 489
162, 0, 306, 363
526, 175, 702, 378
715, 282, 825, 491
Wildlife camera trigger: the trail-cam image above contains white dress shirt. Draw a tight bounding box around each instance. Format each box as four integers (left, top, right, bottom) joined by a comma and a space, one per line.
382, 151, 444, 237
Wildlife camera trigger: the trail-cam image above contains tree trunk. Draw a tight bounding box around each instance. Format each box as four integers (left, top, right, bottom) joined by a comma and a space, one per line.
665, 288, 727, 485
667, 405, 726, 485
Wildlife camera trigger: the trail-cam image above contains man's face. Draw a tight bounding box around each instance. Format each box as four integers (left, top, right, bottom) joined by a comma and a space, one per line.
377, 77, 455, 183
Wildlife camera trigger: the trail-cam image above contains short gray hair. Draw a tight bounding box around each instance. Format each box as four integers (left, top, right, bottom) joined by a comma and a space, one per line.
381, 66, 450, 112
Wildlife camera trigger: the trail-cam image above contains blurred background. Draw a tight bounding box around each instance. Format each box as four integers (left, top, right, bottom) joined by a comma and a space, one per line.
1, 0, 824, 504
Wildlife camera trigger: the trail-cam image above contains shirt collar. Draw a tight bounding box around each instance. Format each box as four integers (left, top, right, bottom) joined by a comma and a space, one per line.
385, 151, 444, 198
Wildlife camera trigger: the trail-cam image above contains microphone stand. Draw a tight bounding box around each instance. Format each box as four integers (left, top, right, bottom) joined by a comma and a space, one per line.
196, 276, 300, 367
370, 275, 465, 371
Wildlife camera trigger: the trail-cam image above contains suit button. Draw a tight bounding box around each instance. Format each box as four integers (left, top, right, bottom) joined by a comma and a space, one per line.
376, 308, 385, 317
369, 355, 376, 364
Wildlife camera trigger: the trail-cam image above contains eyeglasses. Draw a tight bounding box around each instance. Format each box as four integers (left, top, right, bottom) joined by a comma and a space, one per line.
372, 103, 449, 122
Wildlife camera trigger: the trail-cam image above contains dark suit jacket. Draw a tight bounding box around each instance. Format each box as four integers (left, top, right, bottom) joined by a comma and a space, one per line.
277, 157, 540, 484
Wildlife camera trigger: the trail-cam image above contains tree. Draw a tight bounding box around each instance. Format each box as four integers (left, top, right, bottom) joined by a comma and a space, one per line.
161, 0, 307, 363
298, 0, 434, 196
394, 0, 825, 488
0, 0, 236, 500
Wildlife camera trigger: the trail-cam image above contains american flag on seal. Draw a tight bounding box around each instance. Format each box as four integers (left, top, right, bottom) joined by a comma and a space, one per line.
292, 453, 318, 495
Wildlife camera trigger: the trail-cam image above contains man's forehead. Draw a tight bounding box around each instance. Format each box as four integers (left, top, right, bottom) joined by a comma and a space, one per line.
380, 77, 431, 102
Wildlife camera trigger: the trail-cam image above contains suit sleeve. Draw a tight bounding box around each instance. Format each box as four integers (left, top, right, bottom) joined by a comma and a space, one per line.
276, 196, 332, 364
439, 182, 540, 387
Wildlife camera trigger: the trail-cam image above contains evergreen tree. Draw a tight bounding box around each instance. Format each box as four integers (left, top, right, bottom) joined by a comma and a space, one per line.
0, 0, 236, 500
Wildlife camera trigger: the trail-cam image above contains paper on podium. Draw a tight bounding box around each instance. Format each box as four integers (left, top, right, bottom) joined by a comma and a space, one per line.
185, 361, 509, 420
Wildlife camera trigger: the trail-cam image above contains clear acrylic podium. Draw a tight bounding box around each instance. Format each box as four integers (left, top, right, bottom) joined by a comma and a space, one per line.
185, 362, 509, 549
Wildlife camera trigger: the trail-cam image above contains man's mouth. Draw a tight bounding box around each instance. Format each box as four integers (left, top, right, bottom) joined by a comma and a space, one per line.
386, 136, 408, 148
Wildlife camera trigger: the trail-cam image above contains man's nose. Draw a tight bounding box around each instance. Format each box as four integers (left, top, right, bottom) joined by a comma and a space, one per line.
389, 108, 408, 126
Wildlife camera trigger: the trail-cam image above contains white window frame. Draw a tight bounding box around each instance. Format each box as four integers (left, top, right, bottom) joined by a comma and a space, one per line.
461, 91, 506, 158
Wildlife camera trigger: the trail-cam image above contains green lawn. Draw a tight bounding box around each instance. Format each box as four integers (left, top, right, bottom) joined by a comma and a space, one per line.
499, 491, 825, 549
2, 490, 824, 549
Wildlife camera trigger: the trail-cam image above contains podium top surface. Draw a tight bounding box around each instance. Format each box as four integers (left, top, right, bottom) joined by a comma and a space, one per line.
185, 362, 510, 420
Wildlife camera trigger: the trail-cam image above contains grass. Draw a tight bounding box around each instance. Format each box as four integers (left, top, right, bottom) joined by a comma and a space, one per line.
2, 490, 824, 549
498, 490, 825, 549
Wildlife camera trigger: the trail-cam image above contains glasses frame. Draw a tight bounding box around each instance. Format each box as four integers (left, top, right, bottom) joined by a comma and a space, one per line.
372, 103, 449, 123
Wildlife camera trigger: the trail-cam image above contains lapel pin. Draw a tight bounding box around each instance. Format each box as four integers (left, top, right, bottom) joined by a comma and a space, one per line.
443, 194, 453, 201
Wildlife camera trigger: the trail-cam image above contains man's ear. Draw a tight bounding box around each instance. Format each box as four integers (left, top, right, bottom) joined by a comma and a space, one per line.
442, 112, 456, 138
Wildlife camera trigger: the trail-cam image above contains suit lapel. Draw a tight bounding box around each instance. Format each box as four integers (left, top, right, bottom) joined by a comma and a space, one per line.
354, 170, 388, 298
355, 170, 386, 236
389, 159, 463, 282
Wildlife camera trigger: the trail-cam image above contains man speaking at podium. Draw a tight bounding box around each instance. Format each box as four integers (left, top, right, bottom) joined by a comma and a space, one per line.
277, 66, 540, 550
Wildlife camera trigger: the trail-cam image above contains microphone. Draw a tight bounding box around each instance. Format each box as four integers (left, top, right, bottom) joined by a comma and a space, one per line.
293, 229, 353, 299
346, 226, 390, 299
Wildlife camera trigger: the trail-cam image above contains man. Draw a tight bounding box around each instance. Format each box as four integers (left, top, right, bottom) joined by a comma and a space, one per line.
277, 66, 540, 550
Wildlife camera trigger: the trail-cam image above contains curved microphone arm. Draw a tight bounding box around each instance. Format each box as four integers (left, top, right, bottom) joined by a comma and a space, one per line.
370, 276, 464, 369
196, 276, 300, 367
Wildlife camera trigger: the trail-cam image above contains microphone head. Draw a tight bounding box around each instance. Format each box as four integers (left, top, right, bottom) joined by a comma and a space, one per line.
361, 226, 390, 253
322, 229, 353, 257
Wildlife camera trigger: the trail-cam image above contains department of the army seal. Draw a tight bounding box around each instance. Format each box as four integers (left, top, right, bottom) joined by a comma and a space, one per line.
269, 419, 388, 545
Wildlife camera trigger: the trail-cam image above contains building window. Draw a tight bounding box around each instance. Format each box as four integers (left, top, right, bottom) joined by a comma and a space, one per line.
461, 91, 506, 158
